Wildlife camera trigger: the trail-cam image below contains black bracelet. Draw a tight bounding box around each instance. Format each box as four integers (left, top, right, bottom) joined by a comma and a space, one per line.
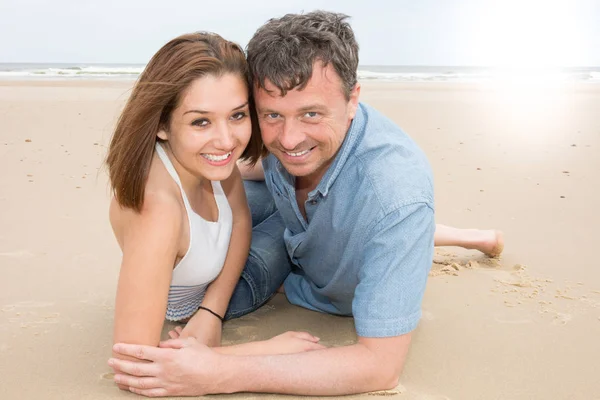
197, 305, 224, 322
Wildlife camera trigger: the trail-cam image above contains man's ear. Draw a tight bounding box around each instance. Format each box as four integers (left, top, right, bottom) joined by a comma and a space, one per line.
347, 83, 361, 119
157, 129, 168, 141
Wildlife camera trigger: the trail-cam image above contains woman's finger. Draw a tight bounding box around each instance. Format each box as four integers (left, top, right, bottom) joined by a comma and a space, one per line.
158, 338, 187, 349
291, 331, 320, 342
307, 342, 327, 351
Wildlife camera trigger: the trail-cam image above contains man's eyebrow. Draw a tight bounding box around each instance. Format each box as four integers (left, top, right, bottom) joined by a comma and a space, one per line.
183, 102, 249, 115
297, 104, 327, 113
257, 104, 327, 114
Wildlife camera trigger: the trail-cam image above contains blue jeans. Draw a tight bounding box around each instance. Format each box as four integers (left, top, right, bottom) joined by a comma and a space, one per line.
224, 181, 293, 319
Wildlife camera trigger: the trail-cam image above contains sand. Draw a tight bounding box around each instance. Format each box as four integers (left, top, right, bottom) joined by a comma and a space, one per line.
0, 79, 599, 399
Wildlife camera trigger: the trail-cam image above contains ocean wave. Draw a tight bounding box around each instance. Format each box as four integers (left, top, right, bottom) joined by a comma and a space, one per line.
1, 64, 599, 83
357, 69, 493, 82
588, 72, 600, 81
0, 65, 144, 78
356, 68, 600, 83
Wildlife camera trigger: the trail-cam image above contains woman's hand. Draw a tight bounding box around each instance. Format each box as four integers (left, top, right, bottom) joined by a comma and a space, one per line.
168, 310, 223, 347
168, 326, 183, 339
260, 331, 325, 355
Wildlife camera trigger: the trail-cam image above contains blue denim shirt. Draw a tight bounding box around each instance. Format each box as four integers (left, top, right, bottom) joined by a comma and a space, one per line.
263, 103, 435, 337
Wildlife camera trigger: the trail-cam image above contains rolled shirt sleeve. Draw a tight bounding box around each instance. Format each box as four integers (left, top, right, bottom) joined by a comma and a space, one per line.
353, 201, 435, 337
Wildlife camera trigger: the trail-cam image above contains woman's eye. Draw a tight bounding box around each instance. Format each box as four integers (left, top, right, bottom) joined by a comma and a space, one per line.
266, 113, 280, 119
192, 118, 209, 127
231, 112, 247, 120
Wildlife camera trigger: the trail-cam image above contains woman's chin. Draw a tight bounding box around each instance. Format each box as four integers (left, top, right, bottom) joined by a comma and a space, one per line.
199, 166, 235, 182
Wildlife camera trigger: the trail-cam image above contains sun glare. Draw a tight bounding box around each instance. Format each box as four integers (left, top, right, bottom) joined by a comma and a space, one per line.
468, 0, 584, 68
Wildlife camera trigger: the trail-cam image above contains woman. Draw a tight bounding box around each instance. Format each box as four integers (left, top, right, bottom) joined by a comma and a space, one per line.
106, 32, 324, 364
106, 31, 504, 363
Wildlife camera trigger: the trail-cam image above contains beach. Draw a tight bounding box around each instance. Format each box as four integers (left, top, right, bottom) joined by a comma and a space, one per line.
0, 79, 599, 399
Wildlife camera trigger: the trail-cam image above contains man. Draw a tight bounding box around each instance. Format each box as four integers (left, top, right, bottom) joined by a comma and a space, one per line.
109, 11, 500, 396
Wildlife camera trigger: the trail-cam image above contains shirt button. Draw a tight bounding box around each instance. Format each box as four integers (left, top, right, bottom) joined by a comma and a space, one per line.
309, 199, 317, 205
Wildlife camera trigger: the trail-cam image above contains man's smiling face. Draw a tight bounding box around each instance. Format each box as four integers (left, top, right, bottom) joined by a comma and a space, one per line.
254, 62, 360, 186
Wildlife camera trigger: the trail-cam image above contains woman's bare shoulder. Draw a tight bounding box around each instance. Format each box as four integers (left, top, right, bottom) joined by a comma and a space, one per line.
109, 156, 184, 243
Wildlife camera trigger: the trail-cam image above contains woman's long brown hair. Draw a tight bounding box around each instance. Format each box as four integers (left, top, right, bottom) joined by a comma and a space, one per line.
106, 32, 264, 212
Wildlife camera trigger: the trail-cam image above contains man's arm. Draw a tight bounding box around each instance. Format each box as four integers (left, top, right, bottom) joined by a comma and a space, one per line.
110, 334, 408, 397
219, 335, 410, 395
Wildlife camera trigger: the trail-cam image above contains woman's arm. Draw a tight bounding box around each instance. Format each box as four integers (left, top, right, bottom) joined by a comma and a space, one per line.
110, 192, 182, 356
179, 166, 251, 346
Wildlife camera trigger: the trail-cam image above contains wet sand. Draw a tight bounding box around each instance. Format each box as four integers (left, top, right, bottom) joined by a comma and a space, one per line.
0, 79, 599, 399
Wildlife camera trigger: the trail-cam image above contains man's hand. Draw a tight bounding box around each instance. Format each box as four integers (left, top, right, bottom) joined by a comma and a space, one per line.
109, 337, 223, 397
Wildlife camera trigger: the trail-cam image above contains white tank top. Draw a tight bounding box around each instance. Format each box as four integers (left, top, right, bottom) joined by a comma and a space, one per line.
155, 143, 233, 321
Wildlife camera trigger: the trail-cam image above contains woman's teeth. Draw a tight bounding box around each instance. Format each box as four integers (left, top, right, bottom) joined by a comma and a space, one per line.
202, 152, 231, 162
285, 149, 310, 157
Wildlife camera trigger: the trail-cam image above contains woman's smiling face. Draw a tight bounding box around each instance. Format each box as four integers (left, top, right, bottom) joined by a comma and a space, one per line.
158, 73, 252, 182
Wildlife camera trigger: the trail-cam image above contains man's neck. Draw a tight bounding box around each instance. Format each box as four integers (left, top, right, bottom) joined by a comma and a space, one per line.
295, 176, 316, 194
295, 165, 329, 194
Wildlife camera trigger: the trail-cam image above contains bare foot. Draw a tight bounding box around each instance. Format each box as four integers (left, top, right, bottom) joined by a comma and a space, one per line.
477, 230, 504, 258
434, 225, 504, 257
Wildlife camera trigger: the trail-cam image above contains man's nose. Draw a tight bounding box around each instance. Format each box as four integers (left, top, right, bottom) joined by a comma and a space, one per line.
279, 120, 305, 150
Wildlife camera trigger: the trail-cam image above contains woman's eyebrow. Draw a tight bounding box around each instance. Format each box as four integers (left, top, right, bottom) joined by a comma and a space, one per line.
183, 101, 249, 115
231, 101, 249, 111
183, 109, 209, 115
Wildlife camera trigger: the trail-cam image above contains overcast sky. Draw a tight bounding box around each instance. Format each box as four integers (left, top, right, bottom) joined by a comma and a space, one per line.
1, 0, 599, 66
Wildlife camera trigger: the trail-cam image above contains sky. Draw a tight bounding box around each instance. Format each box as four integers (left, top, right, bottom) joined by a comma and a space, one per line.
1, 0, 599, 66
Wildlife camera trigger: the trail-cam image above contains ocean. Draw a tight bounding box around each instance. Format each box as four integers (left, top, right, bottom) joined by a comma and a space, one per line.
1, 63, 599, 83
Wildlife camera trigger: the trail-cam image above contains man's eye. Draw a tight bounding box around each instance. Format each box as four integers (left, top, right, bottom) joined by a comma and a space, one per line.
231, 112, 247, 120
191, 118, 209, 127
266, 113, 280, 119
304, 112, 318, 118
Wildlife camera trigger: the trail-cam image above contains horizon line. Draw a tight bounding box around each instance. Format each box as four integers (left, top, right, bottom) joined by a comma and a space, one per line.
1, 62, 600, 69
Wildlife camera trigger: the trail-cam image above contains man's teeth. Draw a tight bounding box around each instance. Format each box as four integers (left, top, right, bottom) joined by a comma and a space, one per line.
202, 152, 231, 162
285, 149, 310, 157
